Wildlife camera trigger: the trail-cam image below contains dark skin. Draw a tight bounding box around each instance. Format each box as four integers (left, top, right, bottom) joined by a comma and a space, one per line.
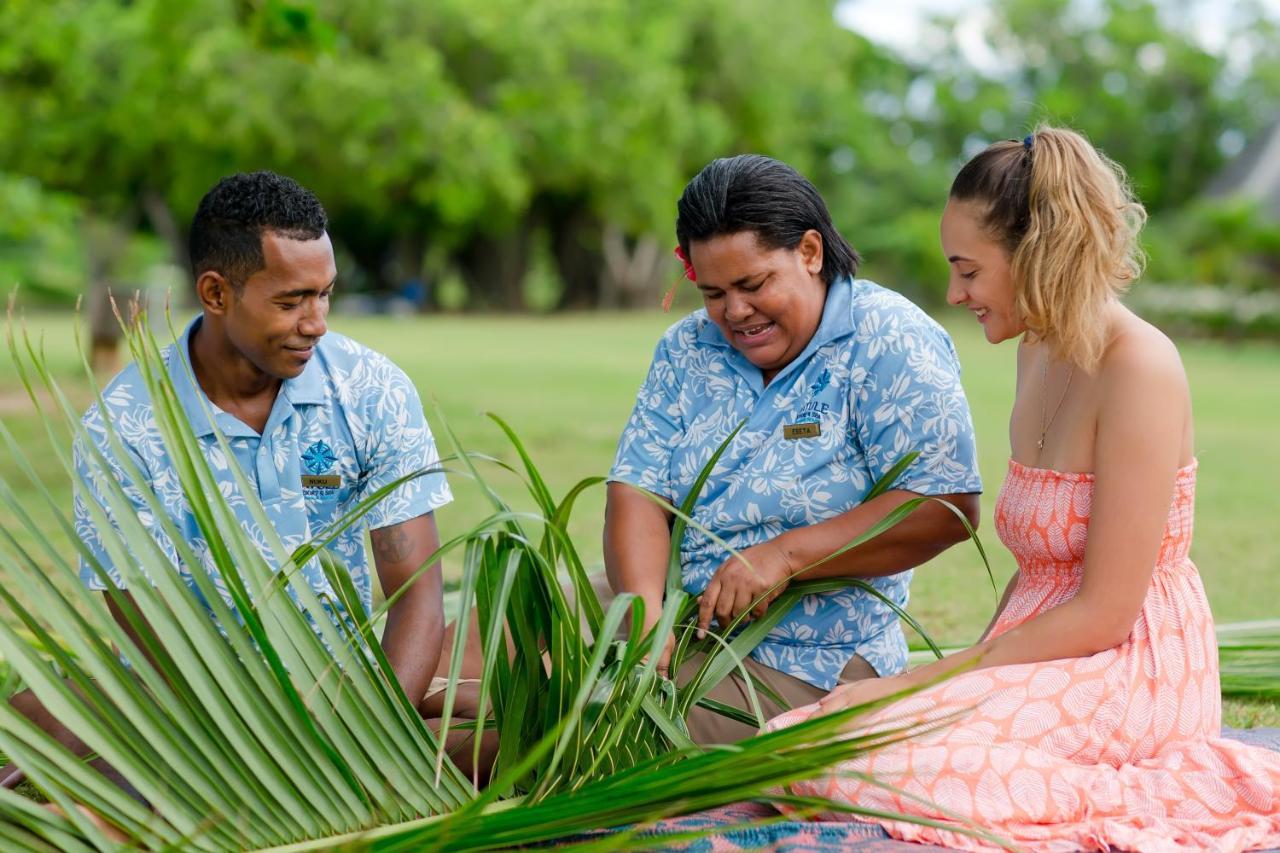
3, 230, 446, 791
603, 230, 980, 674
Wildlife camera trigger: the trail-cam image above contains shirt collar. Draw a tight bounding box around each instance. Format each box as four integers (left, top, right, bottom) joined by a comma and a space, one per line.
166, 316, 326, 438
693, 276, 856, 353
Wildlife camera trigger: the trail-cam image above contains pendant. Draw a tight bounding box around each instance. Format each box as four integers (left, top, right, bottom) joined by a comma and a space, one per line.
1036, 437, 1045, 450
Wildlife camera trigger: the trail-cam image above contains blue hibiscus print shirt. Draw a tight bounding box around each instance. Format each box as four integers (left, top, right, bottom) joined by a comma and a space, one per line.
74, 316, 453, 625
610, 278, 982, 689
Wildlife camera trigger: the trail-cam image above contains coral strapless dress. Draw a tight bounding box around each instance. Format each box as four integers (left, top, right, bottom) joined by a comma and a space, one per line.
767, 459, 1280, 851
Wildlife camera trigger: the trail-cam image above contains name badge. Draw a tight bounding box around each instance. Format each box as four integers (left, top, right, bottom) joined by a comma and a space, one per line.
301, 474, 341, 489
782, 422, 821, 440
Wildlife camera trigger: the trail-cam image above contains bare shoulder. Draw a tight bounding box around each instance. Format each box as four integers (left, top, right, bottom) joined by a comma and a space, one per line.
1097, 309, 1188, 402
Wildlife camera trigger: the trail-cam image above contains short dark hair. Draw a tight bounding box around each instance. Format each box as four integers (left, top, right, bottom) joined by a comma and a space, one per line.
675, 154, 859, 285
189, 171, 328, 287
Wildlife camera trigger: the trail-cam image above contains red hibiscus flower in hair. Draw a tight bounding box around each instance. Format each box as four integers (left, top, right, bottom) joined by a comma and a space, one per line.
663, 245, 697, 311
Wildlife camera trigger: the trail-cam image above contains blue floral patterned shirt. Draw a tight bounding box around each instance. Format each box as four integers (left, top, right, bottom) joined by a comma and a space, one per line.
74, 316, 453, 624
610, 278, 982, 689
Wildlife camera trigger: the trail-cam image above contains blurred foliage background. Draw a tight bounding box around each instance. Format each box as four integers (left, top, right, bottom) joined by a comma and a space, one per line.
1, 0, 1278, 328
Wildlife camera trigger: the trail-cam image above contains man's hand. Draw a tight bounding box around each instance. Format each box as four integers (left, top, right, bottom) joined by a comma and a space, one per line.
696, 538, 795, 639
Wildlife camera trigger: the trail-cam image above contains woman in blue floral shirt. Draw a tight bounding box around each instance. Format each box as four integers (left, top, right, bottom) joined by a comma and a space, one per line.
605, 154, 984, 743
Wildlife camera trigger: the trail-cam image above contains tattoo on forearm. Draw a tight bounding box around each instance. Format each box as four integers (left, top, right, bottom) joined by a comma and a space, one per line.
373, 524, 415, 564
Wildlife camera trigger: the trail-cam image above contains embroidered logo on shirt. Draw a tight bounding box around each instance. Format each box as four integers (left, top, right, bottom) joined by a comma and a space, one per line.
785, 368, 832, 438
302, 441, 337, 474
301, 441, 340, 490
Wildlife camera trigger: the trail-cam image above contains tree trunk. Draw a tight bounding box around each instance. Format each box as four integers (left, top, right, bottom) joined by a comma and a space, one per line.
544, 201, 603, 311
600, 226, 669, 310
82, 216, 133, 376
391, 232, 433, 312
455, 220, 534, 312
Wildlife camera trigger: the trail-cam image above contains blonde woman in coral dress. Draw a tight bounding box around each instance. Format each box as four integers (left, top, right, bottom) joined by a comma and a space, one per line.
766, 127, 1280, 851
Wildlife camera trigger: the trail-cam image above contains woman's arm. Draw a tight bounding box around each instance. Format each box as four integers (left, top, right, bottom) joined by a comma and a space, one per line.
822, 330, 1191, 709
696, 489, 979, 635
603, 481, 676, 672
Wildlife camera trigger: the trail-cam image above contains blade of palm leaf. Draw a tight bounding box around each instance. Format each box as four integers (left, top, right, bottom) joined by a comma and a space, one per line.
530, 595, 636, 802
676, 579, 850, 716
0, 532, 270, 843
432, 539, 484, 788
465, 542, 523, 788
674, 456, 971, 706
346, 510, 547, 635
576, 593, 688, 784
432, 401, 527, 540
316, 554, 475, 804
777, 499, 945, 657
18, 336, 265, 709
736, 668, 789, 712
862, 451, 919, 501
0, 705, 171, 848
667, 418, 747, 591
0, 785, 97, 853
927, 494, 995, 592
0, 725, 122, 853
849, 578, 943, 659
546, 475, 609, 645
492, 567, 554, 791
484, 413, 556, 516
688, 697, 757, 727
675, 624, 770, 727
638, 693, 696, 751
282, 463, 461, 573
0, 631, 193, 850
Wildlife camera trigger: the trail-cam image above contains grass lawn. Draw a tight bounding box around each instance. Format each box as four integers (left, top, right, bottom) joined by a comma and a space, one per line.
0, 308, 1277, 726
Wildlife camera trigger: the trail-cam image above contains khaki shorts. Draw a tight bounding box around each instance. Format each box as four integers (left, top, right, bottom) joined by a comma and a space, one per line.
575, 573, 878, 745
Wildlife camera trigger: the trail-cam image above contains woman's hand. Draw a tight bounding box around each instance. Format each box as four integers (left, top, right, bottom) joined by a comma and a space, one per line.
696, 538, 795, 638
816, 674, 906, 716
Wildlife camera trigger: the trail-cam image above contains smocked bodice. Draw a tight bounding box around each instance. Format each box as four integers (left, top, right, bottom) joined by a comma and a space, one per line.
994, 459, 1198, 581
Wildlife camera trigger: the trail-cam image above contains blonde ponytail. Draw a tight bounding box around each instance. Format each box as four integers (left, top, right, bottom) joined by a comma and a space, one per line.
951, 125, 1147, 371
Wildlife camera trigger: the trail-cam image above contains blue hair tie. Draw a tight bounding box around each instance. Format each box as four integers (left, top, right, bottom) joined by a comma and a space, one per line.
1023, 134, 1034, 151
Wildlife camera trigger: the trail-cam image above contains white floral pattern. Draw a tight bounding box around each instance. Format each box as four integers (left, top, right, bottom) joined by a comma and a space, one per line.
610, 278, 982, 689
74, 317, 452, 625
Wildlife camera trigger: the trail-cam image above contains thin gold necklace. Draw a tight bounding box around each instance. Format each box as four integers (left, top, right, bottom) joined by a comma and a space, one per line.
1038, 356, 1075, 452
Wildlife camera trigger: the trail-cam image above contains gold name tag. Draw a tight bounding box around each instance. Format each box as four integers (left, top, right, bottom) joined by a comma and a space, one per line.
301, 474, 341, 489
782, 422, 821, 440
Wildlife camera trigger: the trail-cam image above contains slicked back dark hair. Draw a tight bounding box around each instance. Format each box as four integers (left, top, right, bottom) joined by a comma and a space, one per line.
189, 171, 328, 288
675, 154, 859, 286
